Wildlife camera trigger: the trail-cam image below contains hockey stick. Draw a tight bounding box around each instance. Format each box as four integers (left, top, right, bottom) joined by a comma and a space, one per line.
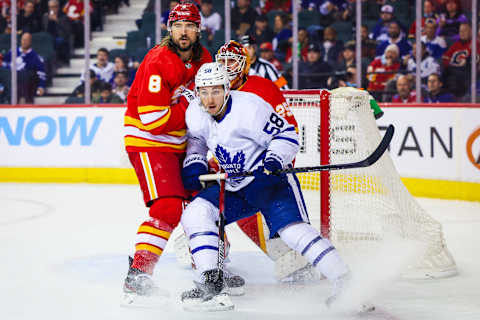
216, 173, 226, 285
198, 124, 394, 182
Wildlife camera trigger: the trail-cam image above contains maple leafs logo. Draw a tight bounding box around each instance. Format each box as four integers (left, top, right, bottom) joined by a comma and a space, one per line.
214, 145, 246, 186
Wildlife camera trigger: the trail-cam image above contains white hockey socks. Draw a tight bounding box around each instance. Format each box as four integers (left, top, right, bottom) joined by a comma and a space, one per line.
278, 222, 349, 281
181, 197, 220, 280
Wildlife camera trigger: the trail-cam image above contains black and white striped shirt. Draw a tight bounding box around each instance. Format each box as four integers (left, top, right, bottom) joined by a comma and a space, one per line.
249, 57, 289, 90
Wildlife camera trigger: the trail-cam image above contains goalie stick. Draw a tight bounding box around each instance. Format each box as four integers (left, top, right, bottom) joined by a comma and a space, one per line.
198, 124, 394, 182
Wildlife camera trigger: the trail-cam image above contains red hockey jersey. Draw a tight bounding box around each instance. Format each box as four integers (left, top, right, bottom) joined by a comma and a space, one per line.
239, 75, 298, 131
63, 0, 92, 21
124, 45, 212, 153
442, 39, 480, 68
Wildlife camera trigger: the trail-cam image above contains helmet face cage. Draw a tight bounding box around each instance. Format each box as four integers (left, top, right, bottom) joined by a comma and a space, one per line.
215, 41, 250, 87
195, 62, 231, 116
167, 3, 201, 31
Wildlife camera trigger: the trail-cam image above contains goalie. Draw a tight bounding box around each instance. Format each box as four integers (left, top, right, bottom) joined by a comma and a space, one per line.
179, 62, 351, 311
175, 40, 317, 282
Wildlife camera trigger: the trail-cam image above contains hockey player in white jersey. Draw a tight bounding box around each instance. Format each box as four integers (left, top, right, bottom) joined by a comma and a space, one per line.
179, 62, 351, 311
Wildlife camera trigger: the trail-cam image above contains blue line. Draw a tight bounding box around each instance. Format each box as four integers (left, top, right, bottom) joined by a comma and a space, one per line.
301, 236, 322, 255
191, 245, 219, 255
312, 246, 335, 267
189, 231, 219, 240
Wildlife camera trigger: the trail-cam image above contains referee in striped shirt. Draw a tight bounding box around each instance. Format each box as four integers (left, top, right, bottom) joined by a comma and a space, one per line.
240, 35, 289, 90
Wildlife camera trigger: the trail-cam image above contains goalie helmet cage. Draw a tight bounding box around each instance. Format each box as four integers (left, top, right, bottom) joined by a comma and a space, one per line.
283, 87, 457, 279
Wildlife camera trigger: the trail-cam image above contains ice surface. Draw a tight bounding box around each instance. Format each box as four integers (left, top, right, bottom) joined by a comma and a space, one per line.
0, 183, 479, 320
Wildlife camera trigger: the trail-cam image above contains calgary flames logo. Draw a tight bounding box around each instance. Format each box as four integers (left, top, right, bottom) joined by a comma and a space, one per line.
466, 128, 480, 170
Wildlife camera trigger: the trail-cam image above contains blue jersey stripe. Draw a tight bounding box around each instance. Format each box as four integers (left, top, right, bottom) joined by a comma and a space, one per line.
272, 136, 299, 145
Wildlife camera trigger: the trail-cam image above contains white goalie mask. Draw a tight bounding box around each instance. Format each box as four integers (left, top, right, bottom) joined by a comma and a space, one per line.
195, 62, 231, 116
215, 41, 250, 89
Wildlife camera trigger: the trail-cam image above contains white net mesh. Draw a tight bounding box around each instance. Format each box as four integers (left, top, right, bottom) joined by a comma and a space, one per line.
284, 87, 457, 279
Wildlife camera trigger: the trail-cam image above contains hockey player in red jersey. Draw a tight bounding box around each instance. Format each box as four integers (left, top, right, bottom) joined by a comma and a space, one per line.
214, 41, 317, 282
122, 2, 213, 305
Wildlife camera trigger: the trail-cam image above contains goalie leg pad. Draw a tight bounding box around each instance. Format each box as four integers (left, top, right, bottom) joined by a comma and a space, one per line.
181, 197, 219, 278
278, 222, 349, 281
237, 213, 269, 252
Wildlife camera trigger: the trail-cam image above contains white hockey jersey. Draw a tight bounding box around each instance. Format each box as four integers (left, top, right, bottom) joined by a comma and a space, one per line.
184, 90, 299, 191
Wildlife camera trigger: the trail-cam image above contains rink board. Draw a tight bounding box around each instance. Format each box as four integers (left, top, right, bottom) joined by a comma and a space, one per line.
0, 103, 479, 201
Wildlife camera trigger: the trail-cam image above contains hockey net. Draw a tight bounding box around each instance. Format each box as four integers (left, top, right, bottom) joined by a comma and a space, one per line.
284, 87, 457, 279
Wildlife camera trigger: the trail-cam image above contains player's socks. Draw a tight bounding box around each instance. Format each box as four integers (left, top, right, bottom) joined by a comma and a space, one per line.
131, 219, 172, 274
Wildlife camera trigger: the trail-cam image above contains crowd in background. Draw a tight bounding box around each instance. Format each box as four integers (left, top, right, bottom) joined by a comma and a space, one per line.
0, 0, 130, 103
0, 0, 479, 104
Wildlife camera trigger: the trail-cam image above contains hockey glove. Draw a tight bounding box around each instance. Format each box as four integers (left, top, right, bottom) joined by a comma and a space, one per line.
263, 157, 283, 175
182, 162, 208, 191
252, 157, 284, 190
176, 89, 196, 112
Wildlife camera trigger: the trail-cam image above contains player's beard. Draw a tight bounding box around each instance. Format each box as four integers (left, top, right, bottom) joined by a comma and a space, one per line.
175, 35, 195, 52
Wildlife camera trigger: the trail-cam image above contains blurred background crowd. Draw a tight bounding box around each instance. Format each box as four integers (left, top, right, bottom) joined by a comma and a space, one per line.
0, 0, 478, 104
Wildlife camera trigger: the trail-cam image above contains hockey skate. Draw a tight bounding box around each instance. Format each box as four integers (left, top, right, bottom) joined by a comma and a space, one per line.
181, 269, 234, 312
223, 268, 245, 296
121, 257, 169, 308
325, 272, 375, 314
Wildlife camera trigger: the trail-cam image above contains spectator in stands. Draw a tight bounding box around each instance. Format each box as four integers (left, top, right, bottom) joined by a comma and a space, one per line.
327, 66, 357, 89
370, 4, 405, 42
67, 69, 103, 103
361, 25, 377, 58
259, 42, 283, 71
17, 0, 41, 34
232, 0, 258, 38
63, 0, 92, 48
367, 43, 401, 100
200, 0, 221, 42
0, 7, 11, 33
262, 0, 291, 14
302, 0, 348, 26
392, 74, 417, 103
437, 0, 468, 43
2, 32, 46, 103
81, 47, 115, 84
403, 41, 440, 86
92, 82, 123, 104
299, 42, 333, 89
161, 0, 179, 30
42, 0, 72, 66
285, 27, 309, 63
241, 35, 289, 89
376, 21, 411, 58
408, 0, 439, 37
424, 73, 455, 102
442, 23, 480, 98
113, 55, 135, 86
248, 15, 275, 47
421, 19, 447, 59
272, 13, 292, 52
112, 70, 129, 102
320, 26, 343, 66
335, 40, 355, 71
